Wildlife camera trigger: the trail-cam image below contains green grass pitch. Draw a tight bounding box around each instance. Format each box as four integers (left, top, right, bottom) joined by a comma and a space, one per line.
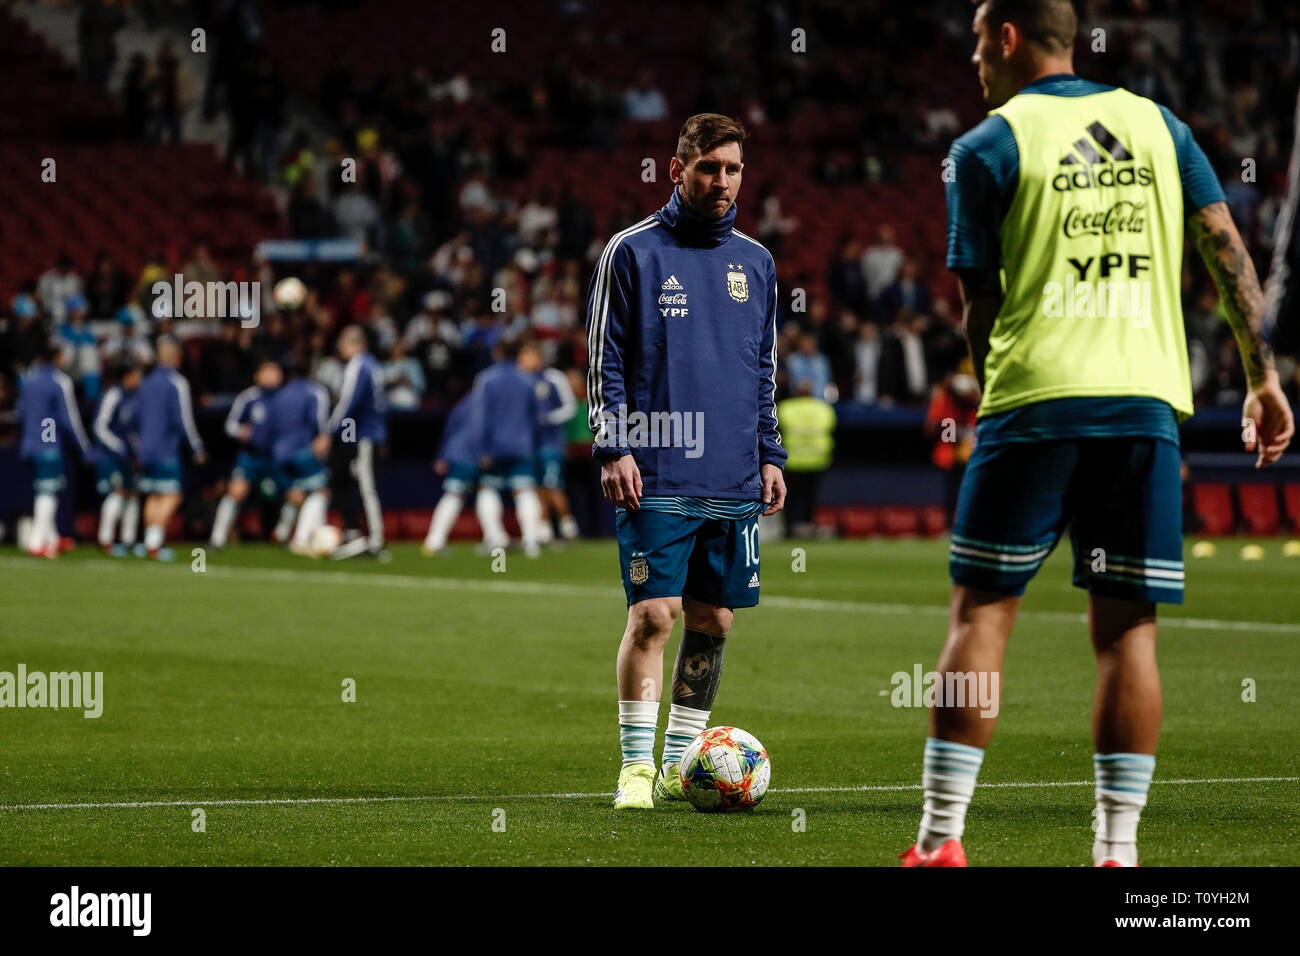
1, 536, 1296, 866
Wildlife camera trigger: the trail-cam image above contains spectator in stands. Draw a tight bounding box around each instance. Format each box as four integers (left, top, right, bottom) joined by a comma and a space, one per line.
786, 332, 833, 402
860, 223, 904, 309
776, 381, 837, 539
924, 358, 979, 527
829, 234, 867, 313
57, 295, 101, 401
877, 256, 932, 323
153, 40, 188, 145
383, 341, 426, 411
757, 183, 799, 258
854, 320, 882, 403
77, 0, 125, 92
288, 176, 337, 239
38, 255, 83, 325
334, 181, 383, 249
85, 252, 130, 319
123, 53, 153, 141
624, 69, 670, 121
181, 241, 223, 288
877, 310, 929, 404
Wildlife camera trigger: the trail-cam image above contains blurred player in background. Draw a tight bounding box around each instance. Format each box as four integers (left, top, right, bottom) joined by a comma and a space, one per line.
18, 340, 91, 558
92, 361, 142, 555
272, 357, 332, 555
315, 326, 387, 559
587, 114, 786, 810
210, 359, 283, 549
534, 360, 581, 545
469, 339, 546, 556
901, 0, 1295, 868
135, 338, 206, 560
1264, 86, 1300, 360
421, 390, 479, 555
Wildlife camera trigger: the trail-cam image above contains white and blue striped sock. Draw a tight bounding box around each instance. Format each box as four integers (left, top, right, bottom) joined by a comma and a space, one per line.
618, 700, 659, 769
919, 736, 985, 852
662, 704, 709, 769
1093, 753, 1155, 866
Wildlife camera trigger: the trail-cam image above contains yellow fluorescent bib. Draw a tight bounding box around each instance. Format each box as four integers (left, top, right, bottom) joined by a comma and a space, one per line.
983, 87, 1193, 420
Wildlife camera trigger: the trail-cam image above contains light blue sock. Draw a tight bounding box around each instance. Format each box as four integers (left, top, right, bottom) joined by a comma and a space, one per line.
918, 736, 985, 851
1093, 753, 1155, 866
618, 700, 659, 769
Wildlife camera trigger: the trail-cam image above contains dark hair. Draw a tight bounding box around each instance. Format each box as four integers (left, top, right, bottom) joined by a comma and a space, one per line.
979, 0, 1077, 53
675, 113, 748, 163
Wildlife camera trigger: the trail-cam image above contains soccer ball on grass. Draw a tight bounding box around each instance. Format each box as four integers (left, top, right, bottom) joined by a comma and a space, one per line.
678, 726, 770, 812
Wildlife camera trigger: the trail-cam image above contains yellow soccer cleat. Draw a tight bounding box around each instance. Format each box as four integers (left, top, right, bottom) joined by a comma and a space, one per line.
653, 763, 686, 801
613, 764, 656, 809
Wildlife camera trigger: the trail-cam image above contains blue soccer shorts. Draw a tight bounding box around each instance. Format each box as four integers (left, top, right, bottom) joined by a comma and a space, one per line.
536, 446, 565, 489
139, 458, 182, 494
278, 449, 329, 493
616, 509, 762, 609
441, 460, 478, 495
232, 451, 283, 495
950, 437, 1184, 604
479, 455, 536, 491
96, 453, 135, 495
29, 451, 66, 494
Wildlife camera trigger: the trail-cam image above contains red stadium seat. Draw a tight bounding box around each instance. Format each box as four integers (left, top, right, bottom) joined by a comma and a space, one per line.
1192, 483, 1234, 536
1284, 483, 1300, 533
383, 511, 407, 542
881, 506, 921, 537
812, 506, 839, 531
449, 512, 482, 542
403, 510, 433, 541
238, 510, 263, 540
837, 507, 879, 538
1237, 484, 1280, 536
921, 505, 948, 536
74, 512, 97, 541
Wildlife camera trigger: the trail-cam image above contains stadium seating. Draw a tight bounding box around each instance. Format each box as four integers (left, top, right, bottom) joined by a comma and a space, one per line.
1285, 483, 1300, 533
1237, 484, 1281, 536
1193, 483, 1234, 535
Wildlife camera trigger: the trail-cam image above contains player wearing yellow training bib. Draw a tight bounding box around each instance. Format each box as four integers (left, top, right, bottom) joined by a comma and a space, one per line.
898, 0, 1294, 871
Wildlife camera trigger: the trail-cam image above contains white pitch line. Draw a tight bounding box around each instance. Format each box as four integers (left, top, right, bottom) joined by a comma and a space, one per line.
3, 555, 1298, 634
2, 776, 1295, 812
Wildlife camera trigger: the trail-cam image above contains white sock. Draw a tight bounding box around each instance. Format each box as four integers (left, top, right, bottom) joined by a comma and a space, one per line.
32, 493, 58, 551
918, 737, 985, 851
475, 487, 508, 547
1093, 753, 1155, 866
662, 703, 710, 768
536, 508, 554, 544
273, 501, 299, 542
210, 495, 238, 547
618, 699, 660, 769
514, 487, 544, 550
293, 491, 328, 547
559, 514, 579, 540
144, 524, 165, 552
425, 492, 463, 550
120, 497, 140, 545
99, 494, 124, 546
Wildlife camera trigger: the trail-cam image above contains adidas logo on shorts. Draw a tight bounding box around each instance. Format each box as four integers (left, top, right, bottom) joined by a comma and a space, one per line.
747, 572, 760, 588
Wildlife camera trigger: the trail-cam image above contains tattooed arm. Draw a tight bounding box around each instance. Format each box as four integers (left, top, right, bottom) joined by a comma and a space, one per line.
1188, 201, 1295, 466
956, 268, 1002, 393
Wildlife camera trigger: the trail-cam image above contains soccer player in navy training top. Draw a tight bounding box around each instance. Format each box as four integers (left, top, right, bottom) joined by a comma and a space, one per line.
314, 325, 388, 558
899, 0, 1293, 867
18, 340, 92, 558
136, 338, 206, 560
209, 359, 284, 549
586, 114, 787, 809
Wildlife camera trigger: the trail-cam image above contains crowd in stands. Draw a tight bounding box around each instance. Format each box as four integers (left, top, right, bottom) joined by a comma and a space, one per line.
4, 0, 1299, 434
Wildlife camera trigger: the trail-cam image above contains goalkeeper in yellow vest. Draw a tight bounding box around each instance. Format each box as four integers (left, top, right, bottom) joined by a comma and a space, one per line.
900, 0, 1295, 868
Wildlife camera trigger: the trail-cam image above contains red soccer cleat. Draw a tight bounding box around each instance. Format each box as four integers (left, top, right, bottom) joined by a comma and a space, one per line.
1096, 860, 1137, 867
899, 840, 968, 867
